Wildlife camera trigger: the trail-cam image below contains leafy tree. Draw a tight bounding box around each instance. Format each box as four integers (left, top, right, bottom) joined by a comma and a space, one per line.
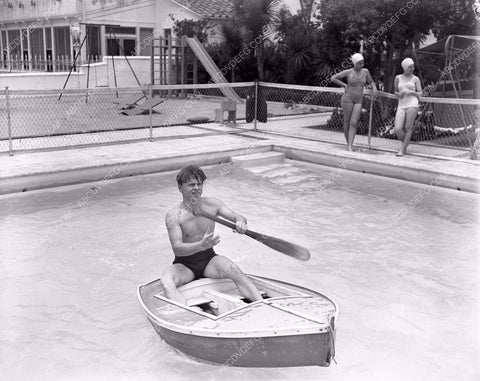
170, 18, 211, 43
314, 0, 479, 92
431, 0, 479, 38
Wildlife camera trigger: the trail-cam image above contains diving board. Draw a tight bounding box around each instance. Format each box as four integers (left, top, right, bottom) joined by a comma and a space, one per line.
185, 36, 243, 103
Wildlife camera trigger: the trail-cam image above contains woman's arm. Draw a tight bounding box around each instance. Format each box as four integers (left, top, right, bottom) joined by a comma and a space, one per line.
365, 69, 377, 91
331, 69, 349, 89
393, 75, 402, 98
413, 76, 423, 99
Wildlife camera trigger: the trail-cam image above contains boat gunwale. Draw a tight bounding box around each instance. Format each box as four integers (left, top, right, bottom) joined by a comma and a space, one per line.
138, 274, 339, 338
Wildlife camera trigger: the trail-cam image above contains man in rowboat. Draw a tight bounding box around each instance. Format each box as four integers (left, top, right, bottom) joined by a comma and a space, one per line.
160, 165, 263, 307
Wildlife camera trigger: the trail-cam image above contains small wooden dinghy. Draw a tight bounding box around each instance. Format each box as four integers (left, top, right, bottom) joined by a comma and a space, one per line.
137, 274, 338, 367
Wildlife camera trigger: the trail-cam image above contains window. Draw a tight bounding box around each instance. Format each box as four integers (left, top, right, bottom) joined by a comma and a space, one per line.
105, 26, 135, 35
86, 25, 101, 60
30, 28, 44, 58
54, 26, 71, 58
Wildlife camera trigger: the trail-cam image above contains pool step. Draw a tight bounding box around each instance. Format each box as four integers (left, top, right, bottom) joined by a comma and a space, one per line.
232, 153, 325, 191
231, 151, 285, 168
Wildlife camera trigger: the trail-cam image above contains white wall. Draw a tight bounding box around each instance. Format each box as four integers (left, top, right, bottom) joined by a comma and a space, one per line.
0, 56, 153, 90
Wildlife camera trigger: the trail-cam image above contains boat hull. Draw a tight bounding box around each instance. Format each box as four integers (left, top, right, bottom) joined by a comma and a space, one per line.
138, 275, 338, 367
149, 318, 334, 367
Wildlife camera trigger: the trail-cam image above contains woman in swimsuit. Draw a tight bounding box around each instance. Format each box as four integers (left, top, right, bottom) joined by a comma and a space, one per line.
332, 53, 377, 151
393, 57, 422, 156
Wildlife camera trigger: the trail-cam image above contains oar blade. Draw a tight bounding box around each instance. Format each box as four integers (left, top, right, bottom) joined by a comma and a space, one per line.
247, 231, 311, 261
195, 209, 311, 261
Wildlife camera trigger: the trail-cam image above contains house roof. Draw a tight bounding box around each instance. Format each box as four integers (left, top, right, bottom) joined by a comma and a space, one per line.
172, 0, 235, 19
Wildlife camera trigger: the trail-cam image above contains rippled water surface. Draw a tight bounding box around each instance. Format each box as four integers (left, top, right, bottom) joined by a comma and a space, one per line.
1, 162, 479, 381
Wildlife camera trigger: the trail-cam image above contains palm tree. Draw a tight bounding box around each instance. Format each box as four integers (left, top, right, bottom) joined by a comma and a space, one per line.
276, 10, 318, 84
233, 0, 281, 81
217, 23, 244, 82
283, 31, 315, 84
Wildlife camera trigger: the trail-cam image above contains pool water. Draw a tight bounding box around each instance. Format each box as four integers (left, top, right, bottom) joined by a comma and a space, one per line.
0, 161, 478, 381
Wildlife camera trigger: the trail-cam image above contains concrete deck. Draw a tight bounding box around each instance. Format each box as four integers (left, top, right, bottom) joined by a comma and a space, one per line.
0, 130, 479, 195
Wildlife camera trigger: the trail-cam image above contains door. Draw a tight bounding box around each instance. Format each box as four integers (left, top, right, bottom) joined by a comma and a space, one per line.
123, 39, 136, 56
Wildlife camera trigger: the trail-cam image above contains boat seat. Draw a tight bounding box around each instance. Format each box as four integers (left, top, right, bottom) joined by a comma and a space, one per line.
186, 290, 267, 308
225, 290, 268, 300
202, 290, 247, 315
187, 297, 216, 308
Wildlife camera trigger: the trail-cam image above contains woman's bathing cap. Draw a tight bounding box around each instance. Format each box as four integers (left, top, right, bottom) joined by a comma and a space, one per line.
401, 57, 414, 70
351, 53, 364, 65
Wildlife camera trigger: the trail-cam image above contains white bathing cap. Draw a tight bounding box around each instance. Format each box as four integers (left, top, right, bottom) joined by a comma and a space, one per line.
351, 53, 364, 65
401, 57, 414, 70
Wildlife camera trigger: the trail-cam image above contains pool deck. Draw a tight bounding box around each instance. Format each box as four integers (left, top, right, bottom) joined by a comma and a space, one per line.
0, 128, 479, 195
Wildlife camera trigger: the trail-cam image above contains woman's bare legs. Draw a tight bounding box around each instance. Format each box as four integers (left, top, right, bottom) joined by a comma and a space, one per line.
394, 108, 418, 156
398, 108, 418, 155
347, 103, 363, 151
341, 101, 354, 145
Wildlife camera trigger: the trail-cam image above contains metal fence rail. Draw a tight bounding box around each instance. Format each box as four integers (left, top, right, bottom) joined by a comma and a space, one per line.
1, 81, 478, 159
257, 82, 479, 159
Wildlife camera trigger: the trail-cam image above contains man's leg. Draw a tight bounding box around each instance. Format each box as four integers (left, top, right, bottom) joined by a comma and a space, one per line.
204, 256, 263, 302
160, 264, 195, 305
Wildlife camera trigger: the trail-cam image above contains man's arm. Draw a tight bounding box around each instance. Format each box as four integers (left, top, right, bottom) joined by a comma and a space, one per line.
211, 198, 247, 234
165, 211, 219, 257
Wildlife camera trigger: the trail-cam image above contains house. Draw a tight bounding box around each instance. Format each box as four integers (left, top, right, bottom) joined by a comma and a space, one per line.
0, 0, 236, 74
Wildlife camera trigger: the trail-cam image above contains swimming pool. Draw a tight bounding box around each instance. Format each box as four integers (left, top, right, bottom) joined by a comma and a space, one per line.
0, 160, 478, 380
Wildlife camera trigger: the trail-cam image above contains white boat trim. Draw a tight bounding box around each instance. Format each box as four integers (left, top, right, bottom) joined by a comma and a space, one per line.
146, 311, 331, 338
137, 276, 338, 338
248, 274, 311, 296
265, 300, 333, 326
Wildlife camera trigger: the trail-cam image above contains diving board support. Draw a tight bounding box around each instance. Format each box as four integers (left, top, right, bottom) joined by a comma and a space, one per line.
215, 99, 237, 123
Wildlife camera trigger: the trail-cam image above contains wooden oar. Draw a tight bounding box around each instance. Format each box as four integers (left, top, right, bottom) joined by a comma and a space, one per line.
197, 211, 310, 261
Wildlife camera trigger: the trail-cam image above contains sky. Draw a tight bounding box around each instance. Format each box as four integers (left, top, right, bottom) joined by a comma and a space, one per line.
281, 0, 302, 13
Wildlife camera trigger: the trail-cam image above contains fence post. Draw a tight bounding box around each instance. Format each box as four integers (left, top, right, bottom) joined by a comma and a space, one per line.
367, 90, 374, 149
471, 113, 479, 159
148, 84, 153, 141
254, 80, 258, 131
6, 86, 13, 155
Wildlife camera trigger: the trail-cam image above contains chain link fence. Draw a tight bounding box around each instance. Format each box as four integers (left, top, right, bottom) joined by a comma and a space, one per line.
1, 81, 478, 159
255, 82, 479, 159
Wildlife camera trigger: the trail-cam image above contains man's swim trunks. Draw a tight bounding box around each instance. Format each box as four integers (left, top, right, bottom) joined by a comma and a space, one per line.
173, 248, 217, 279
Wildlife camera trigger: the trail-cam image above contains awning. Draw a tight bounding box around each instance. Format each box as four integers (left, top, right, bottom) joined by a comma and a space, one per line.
417, 35, 480, 56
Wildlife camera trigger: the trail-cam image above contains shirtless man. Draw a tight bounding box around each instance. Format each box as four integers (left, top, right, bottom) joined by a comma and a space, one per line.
160, 165, 263, 306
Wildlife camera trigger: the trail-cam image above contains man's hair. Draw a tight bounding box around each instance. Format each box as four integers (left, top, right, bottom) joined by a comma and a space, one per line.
176, 165, 207, 186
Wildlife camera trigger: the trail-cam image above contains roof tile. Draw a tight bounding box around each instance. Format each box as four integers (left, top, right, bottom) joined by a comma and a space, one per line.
174, 0, 235, 19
